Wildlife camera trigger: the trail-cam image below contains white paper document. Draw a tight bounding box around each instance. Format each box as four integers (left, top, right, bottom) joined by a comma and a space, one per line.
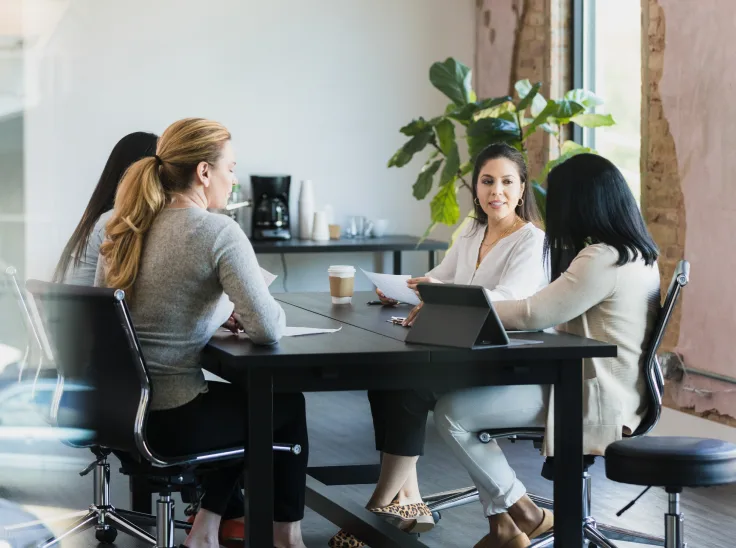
260, 267, 277, 287
284, 326, 342, 337
360, 269, 421, 305
235, 326, 342, 338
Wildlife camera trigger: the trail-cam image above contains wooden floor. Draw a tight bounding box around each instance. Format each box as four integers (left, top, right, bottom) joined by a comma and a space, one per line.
2, 391, 735, 548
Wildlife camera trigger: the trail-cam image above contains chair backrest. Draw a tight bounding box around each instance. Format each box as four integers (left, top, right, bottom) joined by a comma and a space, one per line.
25, 280, 152, 456
631, 259, 690, 437
4, 266, 55, 384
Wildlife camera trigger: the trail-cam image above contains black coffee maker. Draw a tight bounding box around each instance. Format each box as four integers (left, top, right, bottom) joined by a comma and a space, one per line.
251, 175, 291, 240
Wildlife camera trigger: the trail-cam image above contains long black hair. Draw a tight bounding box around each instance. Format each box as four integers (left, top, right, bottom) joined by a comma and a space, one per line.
53, 131, 158, 282
544, 153, 658, 281
470, 142, 541, 228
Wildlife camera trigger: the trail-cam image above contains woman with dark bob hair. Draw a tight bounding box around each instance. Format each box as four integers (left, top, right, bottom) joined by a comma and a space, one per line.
330, 143, 548, 547
434, 153, 660, 548
54, 131, 159, 284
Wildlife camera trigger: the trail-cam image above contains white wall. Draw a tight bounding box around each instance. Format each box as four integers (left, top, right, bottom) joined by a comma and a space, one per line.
22, 0, 475, 291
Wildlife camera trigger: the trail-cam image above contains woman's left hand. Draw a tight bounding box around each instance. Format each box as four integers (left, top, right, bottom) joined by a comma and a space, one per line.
406, 276, 441, 292
402, 302, 424, 327
222, 313, 240, 333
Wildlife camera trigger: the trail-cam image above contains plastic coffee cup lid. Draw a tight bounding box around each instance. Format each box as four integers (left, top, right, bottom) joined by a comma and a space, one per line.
328, 265, 355, 274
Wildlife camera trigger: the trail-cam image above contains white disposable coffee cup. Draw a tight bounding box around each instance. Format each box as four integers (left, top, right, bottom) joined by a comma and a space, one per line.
328, 265, 356, 304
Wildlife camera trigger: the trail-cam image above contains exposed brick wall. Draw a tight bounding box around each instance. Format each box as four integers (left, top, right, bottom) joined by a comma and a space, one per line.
475, 0, 572, 179
641, 0, 686, 352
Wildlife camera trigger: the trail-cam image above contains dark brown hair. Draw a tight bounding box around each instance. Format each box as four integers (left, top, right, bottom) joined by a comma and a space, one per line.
470, 142, 541, 228
53, 132, 158, 282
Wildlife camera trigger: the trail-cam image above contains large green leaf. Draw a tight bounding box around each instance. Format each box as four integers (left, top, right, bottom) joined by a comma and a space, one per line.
564, 89, 604, 109
459, 160, 473, 177
554, 99, 586, 121
466, 117, 521, 158
387, 128, 434, 168
434, 119, 456, 155
412, 158, 443, 199
430, 182, 460, 225
524, 99, 585, 137
515, 79, 547, 117
516, 81, 542, 113
440, 144, 460, 186
537, 144, 594, 183
400, 117, 430, 136
560, 140, 586, 155
447, 96, 512, 125
429, 58, 473, 106
570, 113, 616, 128
466, 117, 520, 138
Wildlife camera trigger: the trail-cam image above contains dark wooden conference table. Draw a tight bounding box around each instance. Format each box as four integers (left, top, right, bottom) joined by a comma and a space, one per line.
202, 291, 617, 547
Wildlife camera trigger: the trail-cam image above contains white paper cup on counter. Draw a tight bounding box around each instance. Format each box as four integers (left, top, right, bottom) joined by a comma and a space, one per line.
328, 265, 356, 304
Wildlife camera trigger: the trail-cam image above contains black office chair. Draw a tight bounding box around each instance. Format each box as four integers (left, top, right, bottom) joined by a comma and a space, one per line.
423, 260, 691, 547
22, 280, 301, 548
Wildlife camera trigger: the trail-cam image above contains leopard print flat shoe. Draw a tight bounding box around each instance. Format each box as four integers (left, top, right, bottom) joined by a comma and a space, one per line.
327, 529, 365, 547
369, 498, 435, 533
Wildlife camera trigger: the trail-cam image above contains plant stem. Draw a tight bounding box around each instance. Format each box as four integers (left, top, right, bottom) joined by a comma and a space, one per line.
457, 175, 472, 193
516, 111, 524, 142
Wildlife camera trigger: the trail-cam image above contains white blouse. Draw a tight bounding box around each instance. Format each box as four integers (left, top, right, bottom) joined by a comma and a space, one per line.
427, 221, 548, 301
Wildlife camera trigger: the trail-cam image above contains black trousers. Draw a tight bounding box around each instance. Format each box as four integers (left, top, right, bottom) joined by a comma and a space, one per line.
367, 390, 439, 457
146, 382, 308, 522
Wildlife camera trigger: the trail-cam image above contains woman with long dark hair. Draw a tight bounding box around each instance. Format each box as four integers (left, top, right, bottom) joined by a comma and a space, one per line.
330, 143, 548, 547
53, 131, 158, 284
434, 153, 660, 548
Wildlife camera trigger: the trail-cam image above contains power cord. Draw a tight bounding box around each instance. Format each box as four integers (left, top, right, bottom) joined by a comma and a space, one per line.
616, 485, 651, 516
280, 253, 288, 293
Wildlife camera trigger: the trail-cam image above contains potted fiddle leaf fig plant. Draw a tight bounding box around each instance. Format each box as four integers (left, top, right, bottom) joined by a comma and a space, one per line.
388, 57, 616, 238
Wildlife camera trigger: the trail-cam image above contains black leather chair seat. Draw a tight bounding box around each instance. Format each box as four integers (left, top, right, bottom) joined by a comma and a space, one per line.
605, 436, 736, 488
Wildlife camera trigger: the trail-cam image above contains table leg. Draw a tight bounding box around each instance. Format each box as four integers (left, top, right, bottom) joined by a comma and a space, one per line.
247, 367, 274, 547
554, 359, 584, 547
393, 251, 402, 275
428, 250, 436, 271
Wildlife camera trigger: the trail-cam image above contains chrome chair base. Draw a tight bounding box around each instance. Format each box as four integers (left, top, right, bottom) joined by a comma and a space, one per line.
3, 454, 190, 548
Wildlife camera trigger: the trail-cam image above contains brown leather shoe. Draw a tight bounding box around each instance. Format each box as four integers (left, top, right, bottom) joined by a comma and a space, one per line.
527, 509, 554, 539
474, 532, 531, 548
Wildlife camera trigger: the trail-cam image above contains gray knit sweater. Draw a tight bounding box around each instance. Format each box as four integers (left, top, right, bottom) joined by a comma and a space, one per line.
95, 207, 285, 410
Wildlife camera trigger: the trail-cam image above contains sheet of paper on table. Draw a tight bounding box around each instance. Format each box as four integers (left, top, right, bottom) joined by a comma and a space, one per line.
232, 325, 342, 338
360, 269, 420, 305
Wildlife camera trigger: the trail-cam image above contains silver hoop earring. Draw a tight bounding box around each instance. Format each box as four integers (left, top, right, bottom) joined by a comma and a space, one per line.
474, 198, 480, 206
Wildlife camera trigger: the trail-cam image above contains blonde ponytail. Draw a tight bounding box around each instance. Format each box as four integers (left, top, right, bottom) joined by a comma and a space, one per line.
99, 157, 165, 293
98, 118, 231, 296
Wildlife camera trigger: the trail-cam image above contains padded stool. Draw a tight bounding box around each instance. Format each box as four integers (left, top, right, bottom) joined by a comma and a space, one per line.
606, 436, 736, 548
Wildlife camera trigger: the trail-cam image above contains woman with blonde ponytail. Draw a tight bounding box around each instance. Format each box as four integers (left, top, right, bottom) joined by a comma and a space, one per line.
95, 118, 308, 548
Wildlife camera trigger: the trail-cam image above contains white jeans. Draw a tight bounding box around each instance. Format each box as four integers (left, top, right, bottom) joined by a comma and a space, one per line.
434, 384, 549, 516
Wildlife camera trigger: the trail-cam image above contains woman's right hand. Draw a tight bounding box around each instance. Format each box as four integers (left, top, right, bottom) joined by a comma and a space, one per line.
376, 288, 398, 306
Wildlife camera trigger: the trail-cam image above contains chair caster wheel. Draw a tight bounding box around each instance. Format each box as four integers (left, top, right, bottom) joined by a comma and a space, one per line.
432, 511, 441, 523
95, 526, 118, 543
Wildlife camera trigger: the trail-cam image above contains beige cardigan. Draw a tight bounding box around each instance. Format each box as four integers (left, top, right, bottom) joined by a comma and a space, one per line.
494, 244, 661, 456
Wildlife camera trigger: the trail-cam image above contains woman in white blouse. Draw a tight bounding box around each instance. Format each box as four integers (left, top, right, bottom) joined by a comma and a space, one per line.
329, 143, 547, 547
434, 153, 660, 548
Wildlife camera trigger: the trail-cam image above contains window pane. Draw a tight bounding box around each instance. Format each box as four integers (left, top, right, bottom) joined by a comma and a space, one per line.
583, 0, 641, 202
